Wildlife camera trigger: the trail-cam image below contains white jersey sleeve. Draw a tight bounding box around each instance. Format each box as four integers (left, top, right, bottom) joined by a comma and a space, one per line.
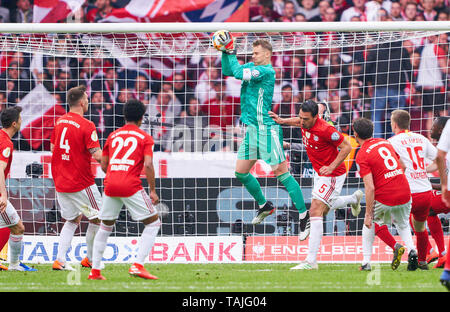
437, 120, 450, 175
388, 131, 433, 193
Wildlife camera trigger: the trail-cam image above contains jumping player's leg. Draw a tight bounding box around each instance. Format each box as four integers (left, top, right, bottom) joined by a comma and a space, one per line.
272, 161, 306, 215
235, 159, 266, 207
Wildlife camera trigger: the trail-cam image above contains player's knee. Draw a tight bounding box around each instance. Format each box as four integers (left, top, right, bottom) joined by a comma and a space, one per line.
235, 171, 249, 182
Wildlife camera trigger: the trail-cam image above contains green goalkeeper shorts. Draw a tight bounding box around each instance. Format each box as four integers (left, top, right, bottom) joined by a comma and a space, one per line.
237, 124, 286, 166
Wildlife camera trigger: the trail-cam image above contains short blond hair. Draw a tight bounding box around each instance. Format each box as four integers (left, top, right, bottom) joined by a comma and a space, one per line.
391, 109, 411, 130
253, 39, 272, 54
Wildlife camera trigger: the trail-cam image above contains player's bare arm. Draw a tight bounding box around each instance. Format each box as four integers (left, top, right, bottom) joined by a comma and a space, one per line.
426, 160, 438, 173
89, 147, 102, 164
100, 155, 109, 173
319, 137, 351, 176
0, 161, 7, 212
436, 149, 449, 206
362, 173, 375, 229
144, 155, 159, 205
50, 143, 54, 153
268, 111, 301, 127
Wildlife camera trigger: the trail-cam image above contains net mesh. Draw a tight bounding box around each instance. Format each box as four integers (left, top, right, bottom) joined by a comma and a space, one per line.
2, 27, 449, 263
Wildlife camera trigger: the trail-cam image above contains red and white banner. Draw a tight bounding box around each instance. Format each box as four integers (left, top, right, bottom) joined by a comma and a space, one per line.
33, 0, 85, 23
99, 0, 214, 23
245, 235, 450, 263
19, 84, 66, 150
18, 235, 243, 264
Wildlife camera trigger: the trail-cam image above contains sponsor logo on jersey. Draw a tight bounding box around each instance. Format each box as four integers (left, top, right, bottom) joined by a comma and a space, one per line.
91, 130, 98, 142
331, 132, 340, 141
314, 135, 319, 141
2, 147, 10, 158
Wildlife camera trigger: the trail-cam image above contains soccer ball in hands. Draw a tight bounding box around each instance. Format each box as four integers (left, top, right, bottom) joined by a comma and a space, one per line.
212, 30, 234, 52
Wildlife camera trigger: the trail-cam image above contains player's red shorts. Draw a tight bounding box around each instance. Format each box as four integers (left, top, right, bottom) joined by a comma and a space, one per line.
430, 190, 450, 215
411, 190, 433, 222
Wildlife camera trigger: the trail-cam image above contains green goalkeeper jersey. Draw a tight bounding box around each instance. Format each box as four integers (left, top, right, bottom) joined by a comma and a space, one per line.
221, 53, 276, 126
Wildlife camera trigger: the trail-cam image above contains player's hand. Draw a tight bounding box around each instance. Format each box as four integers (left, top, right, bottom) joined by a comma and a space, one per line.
217, 31, 235, 53
268, 111, 282, 124
364, 213, 373, 229
319, 165, 335, 176
150, 190, 160, 205
283, 141, 291, 149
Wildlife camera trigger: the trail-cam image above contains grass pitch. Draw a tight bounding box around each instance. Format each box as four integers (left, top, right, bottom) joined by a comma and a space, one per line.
0, 263, 447, 292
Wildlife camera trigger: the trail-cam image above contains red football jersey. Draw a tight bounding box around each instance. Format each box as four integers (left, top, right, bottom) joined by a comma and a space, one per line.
50, 112, 100, 193
0, 130, 13, 180
301, 118, 346, 176
103, 124, 154, 197
356, 138, 411, 206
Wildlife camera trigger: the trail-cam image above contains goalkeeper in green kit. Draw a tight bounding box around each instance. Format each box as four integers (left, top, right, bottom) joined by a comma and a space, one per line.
214, 30, 310, 239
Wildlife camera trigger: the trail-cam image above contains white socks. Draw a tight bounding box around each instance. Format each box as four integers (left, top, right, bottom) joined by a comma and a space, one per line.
56, 221, 78, 263
9, 234, 23, 265
136, 220, 161, 265
331, 194, 357, 210
305, 217, 323, 264
362, 225, 375, 265
396, 225, 416, 253
92, 223, 113, 270
85, 223, 100, 261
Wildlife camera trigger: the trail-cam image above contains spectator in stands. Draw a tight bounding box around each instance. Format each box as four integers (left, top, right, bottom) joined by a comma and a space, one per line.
340, 0, 367, 21
317, 73, 346, 102
403, 1, 418, 21
148, 87, 181, 152
366, 0, 391, 21
0, 61, 33, 105
341, 79, 371, 120
78, 58, 97, 96
436, 9, 449, 21
91, 66, 119, 105
317, 0, 331, 20
298, 84, 317, 103
272, 0, 285, 15
273, 83, 302, 142
11, 0, 32, 23
365, 40, 412, 138
0, 0, 9, 23
86, 0, 114, 23
54, 70, 76, 111
297, 0, 321, 21
173, 72, 195, 117
294, 12, 307, 21
281, 0, 296, 22
323, 6, 337, 21
173, 97, 209, 152
286, 55, 311, 96
203, 81, 239, 133
132, 74, 152, 105
0, 92, 6, 112
195, 66, 220, 105
87, 91, 113, 145
416, 34, 449, 133
250, 0, 282, 22
421, 0, 438, 21
390, 2, 404, 20
433, 0, 448, 14
332, 0, 351, 19
43, 58, 61, 92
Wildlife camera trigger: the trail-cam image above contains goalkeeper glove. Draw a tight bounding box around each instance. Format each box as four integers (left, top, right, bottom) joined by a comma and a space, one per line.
217, 31, 236, 54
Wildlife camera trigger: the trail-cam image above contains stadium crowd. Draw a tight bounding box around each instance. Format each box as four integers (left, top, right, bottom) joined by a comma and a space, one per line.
0, 0, 449, 153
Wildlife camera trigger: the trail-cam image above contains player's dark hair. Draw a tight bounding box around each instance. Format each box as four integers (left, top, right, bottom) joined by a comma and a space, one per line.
353, 118, 374, 140
253, 39, 272, 54
435, 116, 450, 129
0, 106, 22, 129
124, 99, 146, 123
67, 85, 87, 107
391, 109, 410, 130
299, 100, 319, 117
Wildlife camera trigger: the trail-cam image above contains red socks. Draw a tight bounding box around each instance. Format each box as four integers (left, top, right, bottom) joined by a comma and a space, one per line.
415, 230, 429, 263
375, 223, 397, 250
427, 215, 445, 257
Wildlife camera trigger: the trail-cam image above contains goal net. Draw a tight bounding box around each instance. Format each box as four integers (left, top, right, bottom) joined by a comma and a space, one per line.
2, 21, 449, 263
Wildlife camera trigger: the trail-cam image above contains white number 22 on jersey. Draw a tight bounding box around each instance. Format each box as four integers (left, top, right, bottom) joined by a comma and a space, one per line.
378, 146, 398, 170
110, 136, 138, 165
59, 127, 70, 154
